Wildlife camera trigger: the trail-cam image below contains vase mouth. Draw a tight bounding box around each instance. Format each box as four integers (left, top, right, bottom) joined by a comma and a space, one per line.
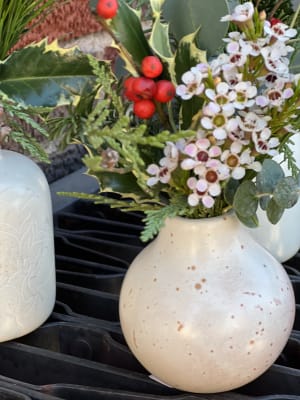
165, 210, 234, 224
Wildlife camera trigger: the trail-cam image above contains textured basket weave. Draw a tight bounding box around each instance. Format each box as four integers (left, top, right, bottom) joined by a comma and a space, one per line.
13, 0, 102, 50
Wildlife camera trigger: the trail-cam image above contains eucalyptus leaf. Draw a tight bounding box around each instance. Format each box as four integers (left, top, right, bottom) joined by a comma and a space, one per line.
259, 195, 270, 211
162, 0, 229, 57
233, 180, 258, 218
224, 178, 240, 205
266, 198, 284, 224
273, 176, 299, 209
256, 159, 285, 193
235, 212, 259, 228
0, 42, 97, 107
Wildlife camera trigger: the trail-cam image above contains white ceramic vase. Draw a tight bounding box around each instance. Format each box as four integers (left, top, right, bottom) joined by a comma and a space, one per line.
0, 150, 56, 342
247, 133, 300, 262
119, 213, 295, 393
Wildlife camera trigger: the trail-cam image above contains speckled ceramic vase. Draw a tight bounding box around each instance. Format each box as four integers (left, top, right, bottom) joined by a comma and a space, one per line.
247, 133, 300, 262
0, 150, 56, 342
119, 213, 295, 393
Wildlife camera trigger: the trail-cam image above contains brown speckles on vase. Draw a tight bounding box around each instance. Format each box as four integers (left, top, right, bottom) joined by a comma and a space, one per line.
177, 321, 184, 332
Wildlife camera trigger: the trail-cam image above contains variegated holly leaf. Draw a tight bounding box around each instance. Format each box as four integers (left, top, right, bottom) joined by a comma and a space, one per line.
175, 30, 206, 129
109, 0, 152, 73
0, 41, 97, 107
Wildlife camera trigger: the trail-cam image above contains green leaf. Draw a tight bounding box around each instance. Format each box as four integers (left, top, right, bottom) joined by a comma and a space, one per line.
150, 0, 165, 15
0, 0, 61, 60
233, 180, 258, 218
290, 47, 300, 74
224, 178, 240, 205
93, 170, 146, 197
235, 212, 259, 228
180, 96, 204, 130
175, 30, 206, 129
110, 0, 152, 70
162, 0, 230, 57
256, 159, 285, 193
175, 30, 207, 83
149, 18, 173, 60
141, 195, 186, 242
273, 176, 299, 209
0, 42, 97, 107
259, 195, 270, 211
266, 198, 284, 224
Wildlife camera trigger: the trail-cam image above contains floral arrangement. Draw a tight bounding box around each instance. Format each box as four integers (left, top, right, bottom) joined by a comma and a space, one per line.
66, 0, 300, 241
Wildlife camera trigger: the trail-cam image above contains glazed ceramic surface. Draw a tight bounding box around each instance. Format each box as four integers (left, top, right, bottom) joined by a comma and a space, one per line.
119, 213, 295, 393
0, 150, 56, 342
247, 133, 300, 262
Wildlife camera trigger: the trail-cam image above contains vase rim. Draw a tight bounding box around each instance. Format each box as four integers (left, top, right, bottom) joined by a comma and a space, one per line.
165, 210, 234, 224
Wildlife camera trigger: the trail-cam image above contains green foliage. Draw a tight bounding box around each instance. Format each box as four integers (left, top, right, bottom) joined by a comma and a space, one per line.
233, 180, 259, 218
0, 92, 49, 161
162, 0, 230, 58
0, 0, 61, 60
75, 0, 300, 241
253, 0, 296, 23
110, 0, 152, 74
233, 160, 300, 227
0, 42, 97, 107
141, 196, 187, 241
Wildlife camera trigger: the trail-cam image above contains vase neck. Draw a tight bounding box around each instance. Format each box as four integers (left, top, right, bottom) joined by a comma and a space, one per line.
156, 214, 241, 248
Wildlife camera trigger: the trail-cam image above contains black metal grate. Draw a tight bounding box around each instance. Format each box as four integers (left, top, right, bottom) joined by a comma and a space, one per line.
0, 199, 298, 400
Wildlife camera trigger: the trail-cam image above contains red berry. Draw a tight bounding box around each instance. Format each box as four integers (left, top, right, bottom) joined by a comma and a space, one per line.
270, 17, 281, 26
154, 80, 176, 103
141, 56, 163, 78
132, 77, 157, 100
96, 0, 118, 19
133, 100, 156, 119
124, 77, 140, 101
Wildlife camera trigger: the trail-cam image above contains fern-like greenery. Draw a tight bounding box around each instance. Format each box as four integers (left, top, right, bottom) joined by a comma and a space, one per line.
0, 92, 49, 162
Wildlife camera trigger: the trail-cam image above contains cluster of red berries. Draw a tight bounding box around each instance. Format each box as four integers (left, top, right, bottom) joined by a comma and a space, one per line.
124, 56, 176, 119
96, 0, 118, 19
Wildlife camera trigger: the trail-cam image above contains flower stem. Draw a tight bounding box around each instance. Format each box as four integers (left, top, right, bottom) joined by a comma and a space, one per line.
155, 101, 171, 130
167, 102, 177, 132
290, 4, 300, 29
268, 0, 285, 20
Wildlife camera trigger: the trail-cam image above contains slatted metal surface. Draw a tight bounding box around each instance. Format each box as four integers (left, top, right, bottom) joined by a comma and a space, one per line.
0, 199, 298, 400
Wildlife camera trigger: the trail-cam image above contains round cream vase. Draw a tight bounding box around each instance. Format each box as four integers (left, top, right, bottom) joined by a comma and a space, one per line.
119, 213, 295, 393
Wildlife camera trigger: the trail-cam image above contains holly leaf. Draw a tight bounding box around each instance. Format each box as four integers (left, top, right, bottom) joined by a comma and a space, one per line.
110, 0, 152, 71
0, 41, 97, 107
